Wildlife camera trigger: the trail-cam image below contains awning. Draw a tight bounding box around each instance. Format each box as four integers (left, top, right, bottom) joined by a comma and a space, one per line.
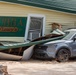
0, 35, 64, 50
0, 0, 76, 14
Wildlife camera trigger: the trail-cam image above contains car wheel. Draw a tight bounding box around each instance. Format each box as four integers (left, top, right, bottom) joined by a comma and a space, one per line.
56, 49, 70, 62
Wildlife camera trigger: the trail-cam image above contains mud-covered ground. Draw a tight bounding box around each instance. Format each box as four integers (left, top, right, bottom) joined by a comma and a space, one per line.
0, 59, 76, 75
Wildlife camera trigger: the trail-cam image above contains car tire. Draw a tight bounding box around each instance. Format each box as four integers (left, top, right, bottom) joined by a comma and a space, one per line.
56, 48, 70, 62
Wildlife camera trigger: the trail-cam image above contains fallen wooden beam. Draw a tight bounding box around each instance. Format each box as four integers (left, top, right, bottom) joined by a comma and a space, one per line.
0, 52, 22, 60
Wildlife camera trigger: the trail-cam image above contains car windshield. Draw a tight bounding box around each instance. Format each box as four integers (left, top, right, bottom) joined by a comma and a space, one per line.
62, 32, 74, 40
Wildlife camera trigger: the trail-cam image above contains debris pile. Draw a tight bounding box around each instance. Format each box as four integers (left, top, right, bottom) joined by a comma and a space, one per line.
0, 65, 9, 75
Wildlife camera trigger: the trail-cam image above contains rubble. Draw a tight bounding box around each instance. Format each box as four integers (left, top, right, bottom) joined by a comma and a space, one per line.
0, 65, 10, 75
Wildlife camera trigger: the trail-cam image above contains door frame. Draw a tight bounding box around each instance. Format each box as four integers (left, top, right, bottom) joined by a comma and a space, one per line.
24, 14, 46, 41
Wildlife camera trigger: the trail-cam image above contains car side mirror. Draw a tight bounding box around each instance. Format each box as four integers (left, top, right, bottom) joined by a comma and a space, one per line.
73, 37, 76, 42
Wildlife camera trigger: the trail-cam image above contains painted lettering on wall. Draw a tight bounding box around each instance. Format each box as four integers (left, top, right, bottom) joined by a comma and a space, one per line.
0, 27, 18, 32
0, 16, 27, 37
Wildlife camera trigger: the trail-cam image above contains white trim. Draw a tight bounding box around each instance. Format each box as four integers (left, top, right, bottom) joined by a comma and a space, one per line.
0, 37, 25, 42
24, 14, 45, 41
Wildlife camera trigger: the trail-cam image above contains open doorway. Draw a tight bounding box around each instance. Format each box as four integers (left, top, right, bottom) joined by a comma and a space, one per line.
25, 14, 45, 41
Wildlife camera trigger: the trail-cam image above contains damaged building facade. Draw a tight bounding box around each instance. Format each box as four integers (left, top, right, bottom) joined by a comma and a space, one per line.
0, 0, 76, 42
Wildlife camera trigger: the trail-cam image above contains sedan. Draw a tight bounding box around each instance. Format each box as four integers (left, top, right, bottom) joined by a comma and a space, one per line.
33, 29, 76, 62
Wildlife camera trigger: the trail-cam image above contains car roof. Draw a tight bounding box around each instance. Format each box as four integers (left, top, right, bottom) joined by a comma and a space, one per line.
65, 29, 76, 32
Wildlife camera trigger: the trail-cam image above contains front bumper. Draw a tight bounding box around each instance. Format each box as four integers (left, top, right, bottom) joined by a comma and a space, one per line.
33, 51, 50, 59
33, 45, 56, 59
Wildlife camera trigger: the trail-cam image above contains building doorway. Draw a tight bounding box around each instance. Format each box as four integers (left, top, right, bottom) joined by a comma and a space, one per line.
25, 14, 45, 41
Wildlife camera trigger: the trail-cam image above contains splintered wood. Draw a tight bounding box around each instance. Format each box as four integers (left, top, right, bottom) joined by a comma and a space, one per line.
0, 65, 9, 75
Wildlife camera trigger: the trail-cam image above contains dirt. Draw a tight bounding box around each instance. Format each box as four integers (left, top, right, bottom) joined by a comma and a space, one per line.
0, 59, 76, 75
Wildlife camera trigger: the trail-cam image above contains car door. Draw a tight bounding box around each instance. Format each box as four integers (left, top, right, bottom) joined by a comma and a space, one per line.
71, 34, 76, 56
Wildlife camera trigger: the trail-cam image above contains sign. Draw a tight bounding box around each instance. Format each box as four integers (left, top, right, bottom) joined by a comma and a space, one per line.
0, 16, 27, 37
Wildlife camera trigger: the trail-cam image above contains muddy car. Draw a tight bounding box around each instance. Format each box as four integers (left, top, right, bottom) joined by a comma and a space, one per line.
33, 29, 76, 62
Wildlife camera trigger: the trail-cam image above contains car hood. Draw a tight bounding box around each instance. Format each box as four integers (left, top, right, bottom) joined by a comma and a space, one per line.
43, 40, 69, 45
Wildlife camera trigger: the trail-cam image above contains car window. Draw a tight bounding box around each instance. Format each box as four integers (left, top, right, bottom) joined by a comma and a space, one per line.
62, 32, 72, 40
71, 34, 76, 40
65, 32, 70, 35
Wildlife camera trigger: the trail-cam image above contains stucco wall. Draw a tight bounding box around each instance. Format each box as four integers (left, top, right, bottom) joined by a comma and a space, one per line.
0, 2, 76, 42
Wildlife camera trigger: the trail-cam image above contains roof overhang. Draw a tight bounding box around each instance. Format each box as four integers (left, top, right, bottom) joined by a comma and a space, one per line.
0, 0, 76, 14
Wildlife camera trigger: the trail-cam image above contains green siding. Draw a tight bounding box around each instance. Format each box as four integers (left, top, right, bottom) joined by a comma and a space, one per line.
0, 16, 27, 37
0, 0, 76, 14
